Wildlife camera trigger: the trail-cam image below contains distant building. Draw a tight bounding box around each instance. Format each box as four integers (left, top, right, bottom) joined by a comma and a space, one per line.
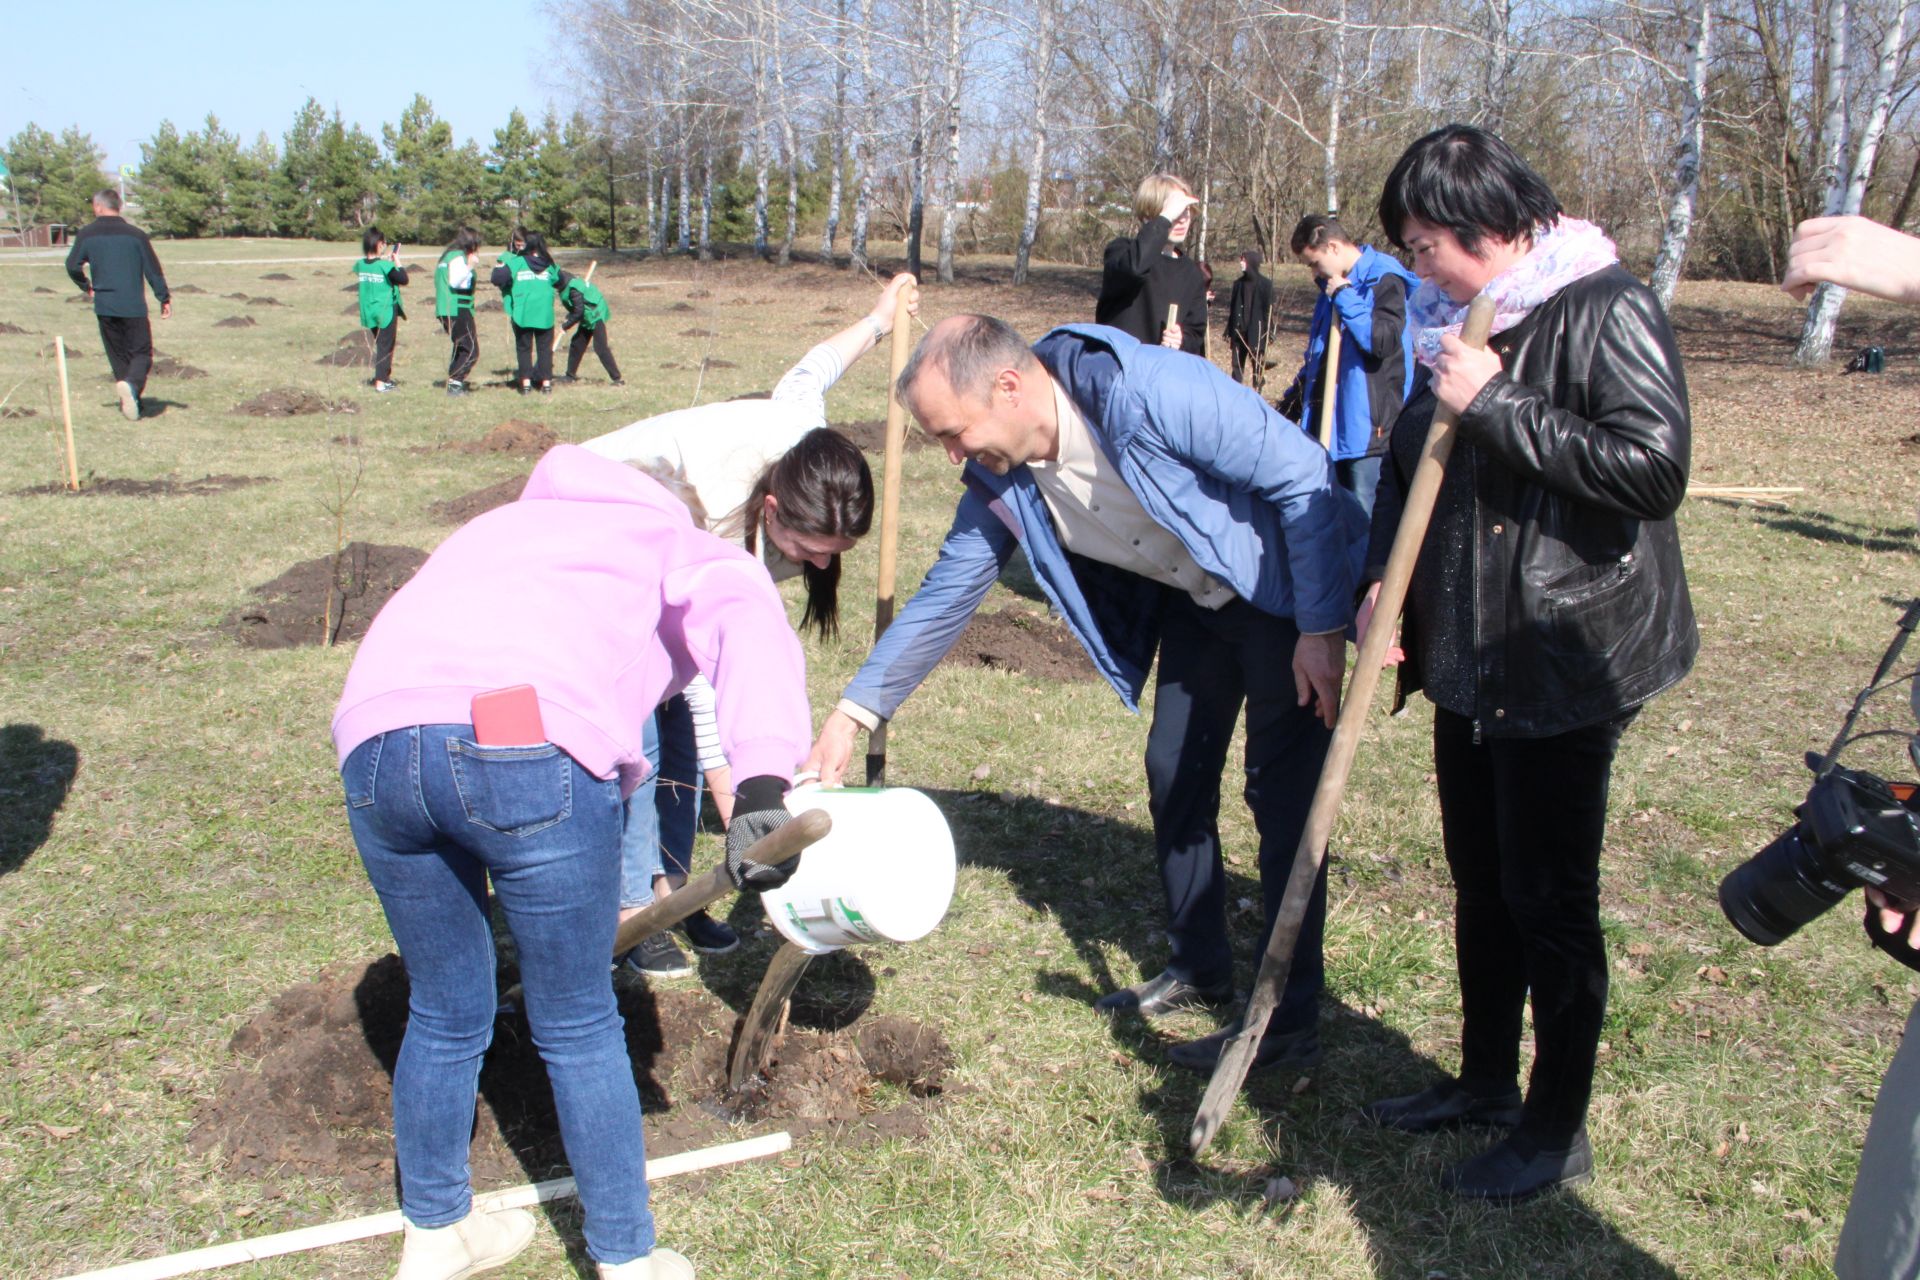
0, 223, 69, 248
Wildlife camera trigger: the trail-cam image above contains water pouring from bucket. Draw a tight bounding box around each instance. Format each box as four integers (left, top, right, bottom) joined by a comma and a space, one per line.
760, 786, 958, 954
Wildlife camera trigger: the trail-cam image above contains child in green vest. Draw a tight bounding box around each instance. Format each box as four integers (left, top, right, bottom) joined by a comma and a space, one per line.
354, 225, 409, 392
434, 226, 481, 397
489, 228, 562, 394
558, 271, 623, 386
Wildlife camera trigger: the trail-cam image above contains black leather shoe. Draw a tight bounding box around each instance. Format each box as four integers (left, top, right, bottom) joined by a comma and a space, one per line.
1166, 1020, 1322, 1074
1443, 1130, 1593, 1204
1360, 1080, 1524, 1133
1093, 970, 1233, 1017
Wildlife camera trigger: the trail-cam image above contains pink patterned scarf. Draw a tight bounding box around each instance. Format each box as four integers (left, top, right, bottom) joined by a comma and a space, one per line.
1408, 217, 1619, 367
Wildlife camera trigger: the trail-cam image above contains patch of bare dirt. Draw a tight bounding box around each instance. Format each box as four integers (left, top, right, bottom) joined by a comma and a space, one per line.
232, 388, 359, 417
14, 474, 273, 498
188, 956, 952, 1204
942, 607, 1098, 681
247, 296, 285, 307
679, 327, 716, 338
669, 301, 695, 312
703, 357, 737, 370
32, 285, 54, 294
260, 272, 294, 281
477, 298, 502, 312
0, 321, 31, 335
687, 288, 712, 299
429, 474, 529, 524
173, 283, 206, 295
150, 354, 207, 379
834, 419, 934, 456
1, 406, 37, 419
225, 542, 429, 648
214, 315, 257, 329
316, 346, 372, 368
429, 420, 556, 456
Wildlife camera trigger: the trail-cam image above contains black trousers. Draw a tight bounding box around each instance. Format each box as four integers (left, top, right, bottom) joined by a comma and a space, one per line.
1145, 591, 1332, 1033
1432, 705, 1634, 1145
97, 315, 153, 397
511, 324, 553, 386
442, 312, 478, 382
1229, 334, 1266, 388
566, 323, 622, 381
368, 321, 396, 383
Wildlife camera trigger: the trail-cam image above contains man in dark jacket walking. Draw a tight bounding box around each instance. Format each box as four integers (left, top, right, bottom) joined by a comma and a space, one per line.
1225, 249, 1275, 387
65, 189, 171, 421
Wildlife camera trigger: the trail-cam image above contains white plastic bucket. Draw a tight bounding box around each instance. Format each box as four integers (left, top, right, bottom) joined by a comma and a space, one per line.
759, 786, 957, 955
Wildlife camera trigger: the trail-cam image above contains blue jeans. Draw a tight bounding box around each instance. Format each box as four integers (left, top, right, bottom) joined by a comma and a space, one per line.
1145, 593, 1331, 1034
1335, 454, 1383, 519
343, 725, 655, 1264
619, 695, 702, 907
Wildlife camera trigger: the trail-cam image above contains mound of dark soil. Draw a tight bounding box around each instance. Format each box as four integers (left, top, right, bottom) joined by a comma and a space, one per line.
943, 607, 1098, 681
429, 474, 529, 524
226, 542, 428, 648
65, 294, 88, 304
214, 315, 257, 329
260, 272, 294, 281
440, 419, 556, 455
150, 354, 208, 379
174, 283, 206, 294
15, 474, 272, 498
313, 270, 328, 277
247, 296, 285, 307
669, 301, 695, 312
316, 346, 372, 368
188, 955, 952, 1202
834, 419, 934, 455
477, 298, 502, 312
226, 292, 250, 301
703, 357, 737, 370
679, 327, 716, 338
32, 285, 55, 294
1, 406, 39, 419
232, 388, 358, 417
0, 321, 31, 335
342, 302, 362, 315
687, 288, 712, 299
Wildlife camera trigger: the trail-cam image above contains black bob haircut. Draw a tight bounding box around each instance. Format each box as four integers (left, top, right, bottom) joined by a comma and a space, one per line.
362, 225, 386, 255
1377, 123, 1562, 257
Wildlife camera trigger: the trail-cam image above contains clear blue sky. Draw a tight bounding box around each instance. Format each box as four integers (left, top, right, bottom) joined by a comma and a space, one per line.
6, 0, 560, 171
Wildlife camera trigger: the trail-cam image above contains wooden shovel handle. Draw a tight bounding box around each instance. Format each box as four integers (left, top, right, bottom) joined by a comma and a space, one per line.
866, 283, 917, 786
1189, 295, 1496, 1156
1316, 325, 1342, 452
610, 807, 832, 958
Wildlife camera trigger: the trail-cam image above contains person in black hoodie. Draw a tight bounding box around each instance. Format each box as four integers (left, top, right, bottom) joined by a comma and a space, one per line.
1224, 249, 1275, 387
1095, 173, 1207, 355
65, 189, 171, 421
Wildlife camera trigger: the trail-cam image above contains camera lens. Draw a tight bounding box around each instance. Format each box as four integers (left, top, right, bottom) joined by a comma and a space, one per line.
1719, 822, 1853, 946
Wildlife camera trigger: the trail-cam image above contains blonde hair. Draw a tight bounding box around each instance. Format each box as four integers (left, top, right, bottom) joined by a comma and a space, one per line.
1134, 173, 1194, 223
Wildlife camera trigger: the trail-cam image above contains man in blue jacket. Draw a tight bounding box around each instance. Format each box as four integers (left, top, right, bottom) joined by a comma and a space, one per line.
1277, 215, 1418, 516
805, 315, 1366, 1072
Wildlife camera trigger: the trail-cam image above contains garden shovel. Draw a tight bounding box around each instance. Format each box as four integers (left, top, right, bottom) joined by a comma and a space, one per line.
1316, 324, 1342, 452
1189, 295, 1495, 1156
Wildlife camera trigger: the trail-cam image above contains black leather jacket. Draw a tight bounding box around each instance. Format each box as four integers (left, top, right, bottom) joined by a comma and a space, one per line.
1365, 265, 1698, 737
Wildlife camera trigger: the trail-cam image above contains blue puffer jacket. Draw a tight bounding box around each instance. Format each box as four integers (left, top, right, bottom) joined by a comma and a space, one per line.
841, 325, 1366, 718
1294, 245, 1419, 461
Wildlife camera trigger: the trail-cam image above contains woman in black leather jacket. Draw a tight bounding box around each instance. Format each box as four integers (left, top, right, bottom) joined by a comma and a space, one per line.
1354, 124, 1698, 1204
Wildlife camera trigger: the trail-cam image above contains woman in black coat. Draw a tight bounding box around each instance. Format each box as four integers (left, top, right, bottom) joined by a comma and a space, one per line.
1095, 173, 1208, 355
1355, 123, 1698, 1204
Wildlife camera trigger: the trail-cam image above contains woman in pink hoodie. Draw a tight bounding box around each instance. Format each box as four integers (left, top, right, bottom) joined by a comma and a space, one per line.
331, 445, 809, 1280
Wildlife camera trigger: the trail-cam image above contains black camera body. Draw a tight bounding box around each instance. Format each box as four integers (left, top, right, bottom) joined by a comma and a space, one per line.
1720, 760, 1920, 947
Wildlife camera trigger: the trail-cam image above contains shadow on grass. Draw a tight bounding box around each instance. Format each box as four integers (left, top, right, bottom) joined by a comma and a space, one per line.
0, 723, 79, 877
1749, 506, 1918, 554
929, 785, 1680, 1279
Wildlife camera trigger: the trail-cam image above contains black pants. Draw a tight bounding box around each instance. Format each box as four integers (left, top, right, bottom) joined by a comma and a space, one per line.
566, 323, 622, 381
1432, 705, 1634, 1145
1229, 334, 1265, 388
442, 312, 478, 382
512, 323, 553, 386
97, 315, 153, 397
369, 321, 396, 383
1145, 591, 1332, 1033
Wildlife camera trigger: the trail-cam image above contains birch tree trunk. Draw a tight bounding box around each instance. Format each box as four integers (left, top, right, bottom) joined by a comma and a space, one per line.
823, 0, 848, 257
677, 141, 691, 253
1013, 0, 1052, 286
850, 0, 876, 273
1325, 0, 1347, 215
1650, 0, 1713, 310
1152, 0, 1176, 170
936, 0, 965, 284
698, 141, 714, 262
645, 154, 660, 253
772, 5, 799, 265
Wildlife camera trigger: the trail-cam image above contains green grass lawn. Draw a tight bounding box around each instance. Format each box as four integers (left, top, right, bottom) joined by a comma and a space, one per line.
1, 240, 1917, 1278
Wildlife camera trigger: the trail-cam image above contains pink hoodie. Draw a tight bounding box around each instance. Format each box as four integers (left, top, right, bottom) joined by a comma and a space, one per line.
331, 445, 809, 793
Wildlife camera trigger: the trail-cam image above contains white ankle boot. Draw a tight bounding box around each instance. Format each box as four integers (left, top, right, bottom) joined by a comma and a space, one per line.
393, 1206, 537, 1280
598, 1246, 695, 1279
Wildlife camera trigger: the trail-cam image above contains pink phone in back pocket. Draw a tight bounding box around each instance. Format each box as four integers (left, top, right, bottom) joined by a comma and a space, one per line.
471, 685, 545, 745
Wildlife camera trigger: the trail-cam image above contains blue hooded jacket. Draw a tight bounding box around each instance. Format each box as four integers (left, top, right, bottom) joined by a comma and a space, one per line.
1294, 245, 1420, 461
841, 325, 1366, 719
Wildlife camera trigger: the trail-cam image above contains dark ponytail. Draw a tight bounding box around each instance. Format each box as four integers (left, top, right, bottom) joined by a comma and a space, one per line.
743, 428, 874, 638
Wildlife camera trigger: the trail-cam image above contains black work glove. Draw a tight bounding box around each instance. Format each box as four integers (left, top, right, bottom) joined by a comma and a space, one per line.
726, 774, 797, 892
1276, 380, 1303, 423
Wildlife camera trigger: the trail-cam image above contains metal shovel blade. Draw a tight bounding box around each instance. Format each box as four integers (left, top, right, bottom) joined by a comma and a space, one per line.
728, 940, 816, 1091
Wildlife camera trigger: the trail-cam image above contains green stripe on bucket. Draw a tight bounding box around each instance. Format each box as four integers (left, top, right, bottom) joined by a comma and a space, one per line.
831, 898, 882, 942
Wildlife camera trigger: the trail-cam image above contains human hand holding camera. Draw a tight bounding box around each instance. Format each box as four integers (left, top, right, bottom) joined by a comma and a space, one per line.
1867, 887, 1920, 972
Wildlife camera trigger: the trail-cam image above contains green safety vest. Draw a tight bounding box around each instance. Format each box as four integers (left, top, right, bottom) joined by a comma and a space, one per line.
565, 279, 610, 329
498, 252, 559, 330
355, 257, 402, 329
434, 248, 472, 318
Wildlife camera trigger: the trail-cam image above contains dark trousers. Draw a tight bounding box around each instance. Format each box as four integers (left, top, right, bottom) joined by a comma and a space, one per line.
442, 312, 478, 382
1229, 334, 1266, 388
512, 324, 553, 386
1432, 705, 1633, 1145
97, 315, 153, 397
566, 323, 622, 381
1145, 591, 1332, 1033
369, 321, 396, 383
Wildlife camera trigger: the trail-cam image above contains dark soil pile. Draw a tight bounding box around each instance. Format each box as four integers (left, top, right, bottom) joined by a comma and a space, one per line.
188, 955, 952, 1203
477, 298, 502, 312
226, 292, 250, 300
316, 346, 371, 368
32, 285, 55, 294
680, 327, 716, 338
833, 419, 934, 455
225, 542, 428, 648
1, 406, 37, 419
260, 272, 294, 281
16, 474, 273, 498
943, 607, 1098, 681
0, 321, 31, 335
174, 283, 206, 294
214, 315, 257, 329
430, 475, 529, 524
440, 419, 556, 455
703, 357, 737, 370
232, 388, 359, 417
669, 301, 694, 312
151, 354, 208, 379
247, 296, 285, 307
